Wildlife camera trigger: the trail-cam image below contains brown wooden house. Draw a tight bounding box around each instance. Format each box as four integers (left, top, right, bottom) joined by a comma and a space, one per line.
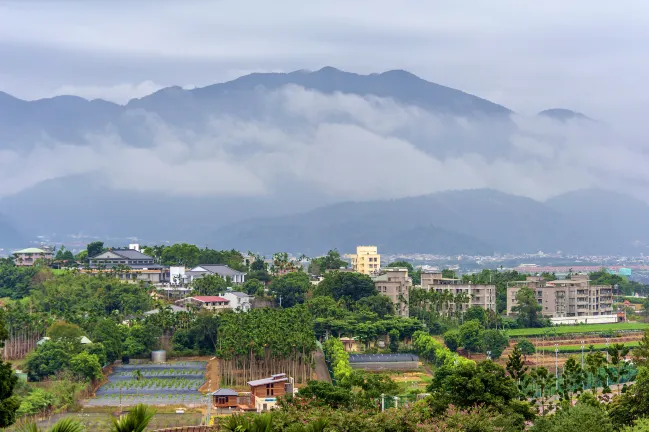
247, 373, 292, 412
211, 388, 239, 408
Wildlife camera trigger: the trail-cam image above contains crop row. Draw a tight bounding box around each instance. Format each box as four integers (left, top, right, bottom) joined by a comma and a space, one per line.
112, 370, 204, 377
102, 378, 203, 390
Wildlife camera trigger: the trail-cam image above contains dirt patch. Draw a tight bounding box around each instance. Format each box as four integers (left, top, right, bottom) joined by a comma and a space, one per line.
198, 357, 219, 393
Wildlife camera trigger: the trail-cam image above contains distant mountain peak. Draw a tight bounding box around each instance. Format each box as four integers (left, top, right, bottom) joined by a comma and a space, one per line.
538, 108, 592, 121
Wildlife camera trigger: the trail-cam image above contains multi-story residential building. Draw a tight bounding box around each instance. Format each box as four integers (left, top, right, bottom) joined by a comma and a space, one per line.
87, 248, 169, 283
507, 275, 614, 318
347, 246, 381, 275
221, 291, 254, 312
13, 247, 53, 266
176, 295, 231, 311
420, 271, 497, 312
372, 267, 411, 317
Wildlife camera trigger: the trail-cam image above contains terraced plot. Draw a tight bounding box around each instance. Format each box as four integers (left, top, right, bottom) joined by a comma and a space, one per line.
87, 361, 208, 407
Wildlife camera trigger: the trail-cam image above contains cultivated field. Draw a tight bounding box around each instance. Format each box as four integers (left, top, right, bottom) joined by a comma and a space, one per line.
507, 322, 649, 337
86, 361, 208, 407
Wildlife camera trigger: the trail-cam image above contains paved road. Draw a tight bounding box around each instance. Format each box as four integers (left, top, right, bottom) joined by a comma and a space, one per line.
314, 350, 331, 383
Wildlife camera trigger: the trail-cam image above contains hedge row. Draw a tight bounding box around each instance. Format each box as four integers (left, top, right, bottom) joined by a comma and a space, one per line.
412, 331, 473, 368
323, 338, 353, 386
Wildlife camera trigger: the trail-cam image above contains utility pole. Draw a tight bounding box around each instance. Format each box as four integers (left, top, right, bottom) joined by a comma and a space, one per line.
381, 394, 385, 412
555, 344, 559, 390
581, 340, 585, 368
279, 295, 282, 308
205, 394, 212, 425
606, 338, 610, 386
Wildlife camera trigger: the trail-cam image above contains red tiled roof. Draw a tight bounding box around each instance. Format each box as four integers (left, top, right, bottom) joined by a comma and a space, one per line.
191, 296, 229, 303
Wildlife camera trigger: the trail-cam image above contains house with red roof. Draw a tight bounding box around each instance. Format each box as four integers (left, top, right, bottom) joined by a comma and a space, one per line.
175, 295, 230, 311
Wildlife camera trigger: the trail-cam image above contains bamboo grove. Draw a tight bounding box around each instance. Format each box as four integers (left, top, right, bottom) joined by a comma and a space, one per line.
217, 306, 316, 387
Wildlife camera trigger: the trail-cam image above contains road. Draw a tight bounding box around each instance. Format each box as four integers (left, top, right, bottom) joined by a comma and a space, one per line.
314, 350, 331, 383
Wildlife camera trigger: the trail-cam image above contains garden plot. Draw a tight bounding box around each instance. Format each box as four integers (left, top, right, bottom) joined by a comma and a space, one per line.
87, 361, 208, 407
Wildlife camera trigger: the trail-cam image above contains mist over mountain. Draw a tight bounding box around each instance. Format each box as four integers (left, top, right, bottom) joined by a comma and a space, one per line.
0, 67, 646, 253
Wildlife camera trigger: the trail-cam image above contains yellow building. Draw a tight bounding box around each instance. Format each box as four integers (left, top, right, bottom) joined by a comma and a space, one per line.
347, 246, 381, 275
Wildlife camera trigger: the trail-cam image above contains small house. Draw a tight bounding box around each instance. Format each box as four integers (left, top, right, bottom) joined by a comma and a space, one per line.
175, 296, 230, 311
247, 373, 292, 412
211, 388, 239, 408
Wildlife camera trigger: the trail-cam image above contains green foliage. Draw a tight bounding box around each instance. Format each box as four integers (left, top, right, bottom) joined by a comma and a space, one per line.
516, 339, 536, 359
171, 311, 220, 355
47, 321, 84, 343
25, 340, 74, 381
622, 418, 649, 432
483, 329, 509, 359
428, 360, 533, 421
15, 417, 85, 432
388, 329, 399, 353
54, 246, 75, 263
123, 324, 161, 357
110, 403, 155, 432
464, 305, 488, 325
462, 269, 528, 314
0, 357, 19, 427
295, 380, 353, 408
354, 295, 395, 318
0, 261, 40, 299
506, 345, 528, 382
309, 250, 348, 275
531, 403, 613, 432
387, 261, 421, 284
15, 387, 56, 417
269, 271, 310, 308
459, 320, 483, 356
86, 241, 105, 258
323, 338, 352, 386
412, 330, 472, 368
90, 319, 124, 363
513, 287, 544, 328
243, 278, 265, 296
192, 274, 227, 295
314, 271, 377, 303
69, 351, 103, 381
633, 330, 649, 368
443, 330, 460, 352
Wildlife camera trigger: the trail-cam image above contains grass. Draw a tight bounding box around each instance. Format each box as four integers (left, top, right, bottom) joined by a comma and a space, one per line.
507, 322, 649, 337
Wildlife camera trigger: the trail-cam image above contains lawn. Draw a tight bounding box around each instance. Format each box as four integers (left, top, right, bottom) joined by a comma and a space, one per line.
507, 322, 649, 337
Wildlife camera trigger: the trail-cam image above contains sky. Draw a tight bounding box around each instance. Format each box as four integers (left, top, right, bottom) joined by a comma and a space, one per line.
1, 0, 648, 125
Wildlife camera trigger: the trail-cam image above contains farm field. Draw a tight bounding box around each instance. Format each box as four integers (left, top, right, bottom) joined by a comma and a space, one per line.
555, 341, 640, 353
507, 322, 649, 337
86, 361, 208, 407
387, 368, 433, 393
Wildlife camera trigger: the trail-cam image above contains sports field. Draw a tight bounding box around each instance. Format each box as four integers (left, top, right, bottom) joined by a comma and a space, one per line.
507, 322, 649, 337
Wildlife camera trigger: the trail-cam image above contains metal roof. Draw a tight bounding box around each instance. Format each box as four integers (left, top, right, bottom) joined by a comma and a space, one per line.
225, 291, 251, 298
211, 388, 239, 396
14, 248, 48, 254
348, 354, 419, 363
192, 264, 246, 276
248, 375, 288, 387
110, 249, 155, 260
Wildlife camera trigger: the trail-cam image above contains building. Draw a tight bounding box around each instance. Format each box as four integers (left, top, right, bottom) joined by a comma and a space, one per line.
349, 353, 420, 371
372, 268, 411, 317
420, 271, 497, 312
246, 373, 292, 412
507, 275, 614, 318
87, 249, 169, 283
347, 246, 381, 275
13, 248, 52, 266
221, 291, 253, 312
143, 304, 189, 316
211, 388, 239, 409
186, 264, 246, 284
176, 296, 231, 311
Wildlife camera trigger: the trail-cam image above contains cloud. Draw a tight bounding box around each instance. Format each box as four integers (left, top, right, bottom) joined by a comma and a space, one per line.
1, 84, 647, 209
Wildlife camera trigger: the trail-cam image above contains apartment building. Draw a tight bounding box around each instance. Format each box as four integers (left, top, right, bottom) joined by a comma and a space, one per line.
507, 275, 614, 318
347, 246, 381, 275
13, 248, 53, 266
372, 268, 411, 317
420, 271, 497, 312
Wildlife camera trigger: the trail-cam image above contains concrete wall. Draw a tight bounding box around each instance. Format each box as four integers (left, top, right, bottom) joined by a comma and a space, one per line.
550, 314, 618, 325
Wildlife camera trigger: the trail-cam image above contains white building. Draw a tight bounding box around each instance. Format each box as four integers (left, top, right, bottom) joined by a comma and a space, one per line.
186, 264, 246, 284
221, 291, 253, 312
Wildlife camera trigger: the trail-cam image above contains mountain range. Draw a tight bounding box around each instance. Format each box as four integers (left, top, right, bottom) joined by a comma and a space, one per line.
1, 67, 641, 254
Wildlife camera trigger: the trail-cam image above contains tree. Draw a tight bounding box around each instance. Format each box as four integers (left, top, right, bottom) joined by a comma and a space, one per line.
506, 345, 528, 382
531, 402, 613, 432
309, 250, 348, 275
123, 324, 161, 357
46, 321, 84, 343
560, 357, 586, 405
633, 330, 649, 368
483, 329, 509, 359
441, 269, 457, 279
110, 403, 156, 432
91, 318, 124, 363
192, 274, 227, 295
0, 312, 19, 428
443, 330, 461, 352
516, 339, 536, 361
607, 343, 631, 395
314, 271, 377, 303
512, 287, 543, 327
86, 241, 105, 258
243, 278, 265, 296
388, 329, 400, 353
269, 272, 310, 308
69, 351, 102, 381
465, 305, 488, 326
25, 340, 74, 381
354, 295, 394, 318
54, 246, 75, 263
295, 380, 353, 409
459, 320, 483, 357
530, 367, 556, 415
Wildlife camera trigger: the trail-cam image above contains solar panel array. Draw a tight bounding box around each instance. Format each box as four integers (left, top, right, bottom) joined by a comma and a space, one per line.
348, 353, 419, 363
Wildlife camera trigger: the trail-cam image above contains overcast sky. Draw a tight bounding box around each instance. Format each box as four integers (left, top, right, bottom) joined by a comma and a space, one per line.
1, 0, 648, 125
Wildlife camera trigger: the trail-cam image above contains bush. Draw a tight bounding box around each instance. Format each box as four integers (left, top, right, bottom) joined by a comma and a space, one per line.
443, 330, 460, 352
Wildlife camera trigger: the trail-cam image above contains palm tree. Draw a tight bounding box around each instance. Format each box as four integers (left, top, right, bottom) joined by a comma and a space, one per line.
15, 418, 84, 432
222, 413, 273, 432
110, 404, 156, 432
